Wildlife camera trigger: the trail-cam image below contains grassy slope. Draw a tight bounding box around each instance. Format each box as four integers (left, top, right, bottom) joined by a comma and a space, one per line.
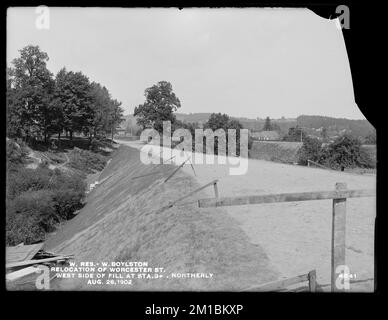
249, 141, 302, 164
44, 145, 278, 291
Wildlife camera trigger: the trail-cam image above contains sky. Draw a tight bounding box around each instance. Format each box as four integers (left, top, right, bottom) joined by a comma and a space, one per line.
7, 7, 366, 120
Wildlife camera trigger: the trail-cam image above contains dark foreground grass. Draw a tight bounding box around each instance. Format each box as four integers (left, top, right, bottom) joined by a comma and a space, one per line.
44, 145, 279, 291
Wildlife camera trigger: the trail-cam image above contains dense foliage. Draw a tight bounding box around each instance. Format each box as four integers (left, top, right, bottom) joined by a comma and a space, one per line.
297, 136, 322, 165
134, 81, 181, 132
283, 126, 307, 142
68, 147, 107, 173
320, 135, 374, 169
203, 113, 244, 156
7, 45, 124, 144
6, 164, 86, 245
297, 134, 375, 169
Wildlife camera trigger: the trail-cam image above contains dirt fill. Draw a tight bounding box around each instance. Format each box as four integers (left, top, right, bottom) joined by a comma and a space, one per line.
44, 145, 278, 291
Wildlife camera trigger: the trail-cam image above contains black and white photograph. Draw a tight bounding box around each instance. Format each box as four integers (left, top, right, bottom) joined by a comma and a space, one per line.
5, 5, 377, 297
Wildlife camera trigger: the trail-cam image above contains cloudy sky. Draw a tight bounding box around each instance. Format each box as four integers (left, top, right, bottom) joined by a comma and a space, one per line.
7, 7, 365, 119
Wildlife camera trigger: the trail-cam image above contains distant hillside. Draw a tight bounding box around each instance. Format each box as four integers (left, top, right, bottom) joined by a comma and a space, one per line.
122, 113, 375, 140
175, 113, 296, 133
296, 115, 375, 139
175, 113, 212, 124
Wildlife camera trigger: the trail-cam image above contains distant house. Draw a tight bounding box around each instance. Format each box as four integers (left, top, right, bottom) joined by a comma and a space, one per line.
251, 131, 280, 141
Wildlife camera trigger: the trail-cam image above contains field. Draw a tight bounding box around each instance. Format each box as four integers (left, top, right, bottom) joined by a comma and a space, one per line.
38, 139, 376, 291
119, 140, 376, 291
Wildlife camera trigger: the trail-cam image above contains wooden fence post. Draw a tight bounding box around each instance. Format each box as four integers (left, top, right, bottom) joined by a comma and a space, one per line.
331, 182, 347, 292
308, 270, 317, 292
213, 181, 219, 199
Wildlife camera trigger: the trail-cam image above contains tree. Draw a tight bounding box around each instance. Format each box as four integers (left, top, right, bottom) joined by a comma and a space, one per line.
203, 113, 244, 156
7, 45, 124, 146
134, 81, 181, 132
320, 134, 374, 169
321, 127, 328, 141
89, 82, 111, 135
364, 131, 376, 144
205, 113, 230, 131
263, 117, 272, 131
283, 126, 306, 142
297, 136, 322, 165
7, 45, 54, 142
53, 68, 95, 140
107, 98, 124, 140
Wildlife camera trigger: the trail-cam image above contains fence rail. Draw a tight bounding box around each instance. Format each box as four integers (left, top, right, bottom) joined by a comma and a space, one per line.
307, 159, 332, 170
198, 188, 375, 208
241, 270, 316, 292
197, 182, 375, 292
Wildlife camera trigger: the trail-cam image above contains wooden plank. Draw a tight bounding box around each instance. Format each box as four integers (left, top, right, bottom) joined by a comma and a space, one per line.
198, 188, 375, 208
331, 182, 347, 292
131, 170, 169, 180
315, 277, 374, 289
6, 266, 40, 282
6, 255, 74, 269
164, 156, 191, 183
241, 273, 309, 292
168, 180, 219, 207
6, 243, 44, 264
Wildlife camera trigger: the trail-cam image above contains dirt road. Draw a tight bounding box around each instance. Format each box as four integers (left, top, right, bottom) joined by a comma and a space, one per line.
118, 140, 376, 291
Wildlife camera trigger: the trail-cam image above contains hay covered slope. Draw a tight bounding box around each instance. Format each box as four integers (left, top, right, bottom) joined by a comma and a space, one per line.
249, 141, 302, 164
45, 145, 278, 290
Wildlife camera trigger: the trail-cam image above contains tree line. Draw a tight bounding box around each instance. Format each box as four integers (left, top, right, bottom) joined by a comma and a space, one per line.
7, 45, 124, 145
134, 81, 249, 155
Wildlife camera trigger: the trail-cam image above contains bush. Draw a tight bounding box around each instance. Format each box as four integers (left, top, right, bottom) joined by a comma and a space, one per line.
364, 131, 376, 145
6, 139, 107, 245
6, 139, 29, 171
50, 170, 86, 191
6, 167, 52, 200
52, 189, 84, 220
6, 168, 86, 245
283, 126, 306, 142
68, 147, 107, 173
45, 151, 66, 164
321, 134, 375, 169
6, 190, 56, 245
6, 212, 47, 246
297, 136, 322, 165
